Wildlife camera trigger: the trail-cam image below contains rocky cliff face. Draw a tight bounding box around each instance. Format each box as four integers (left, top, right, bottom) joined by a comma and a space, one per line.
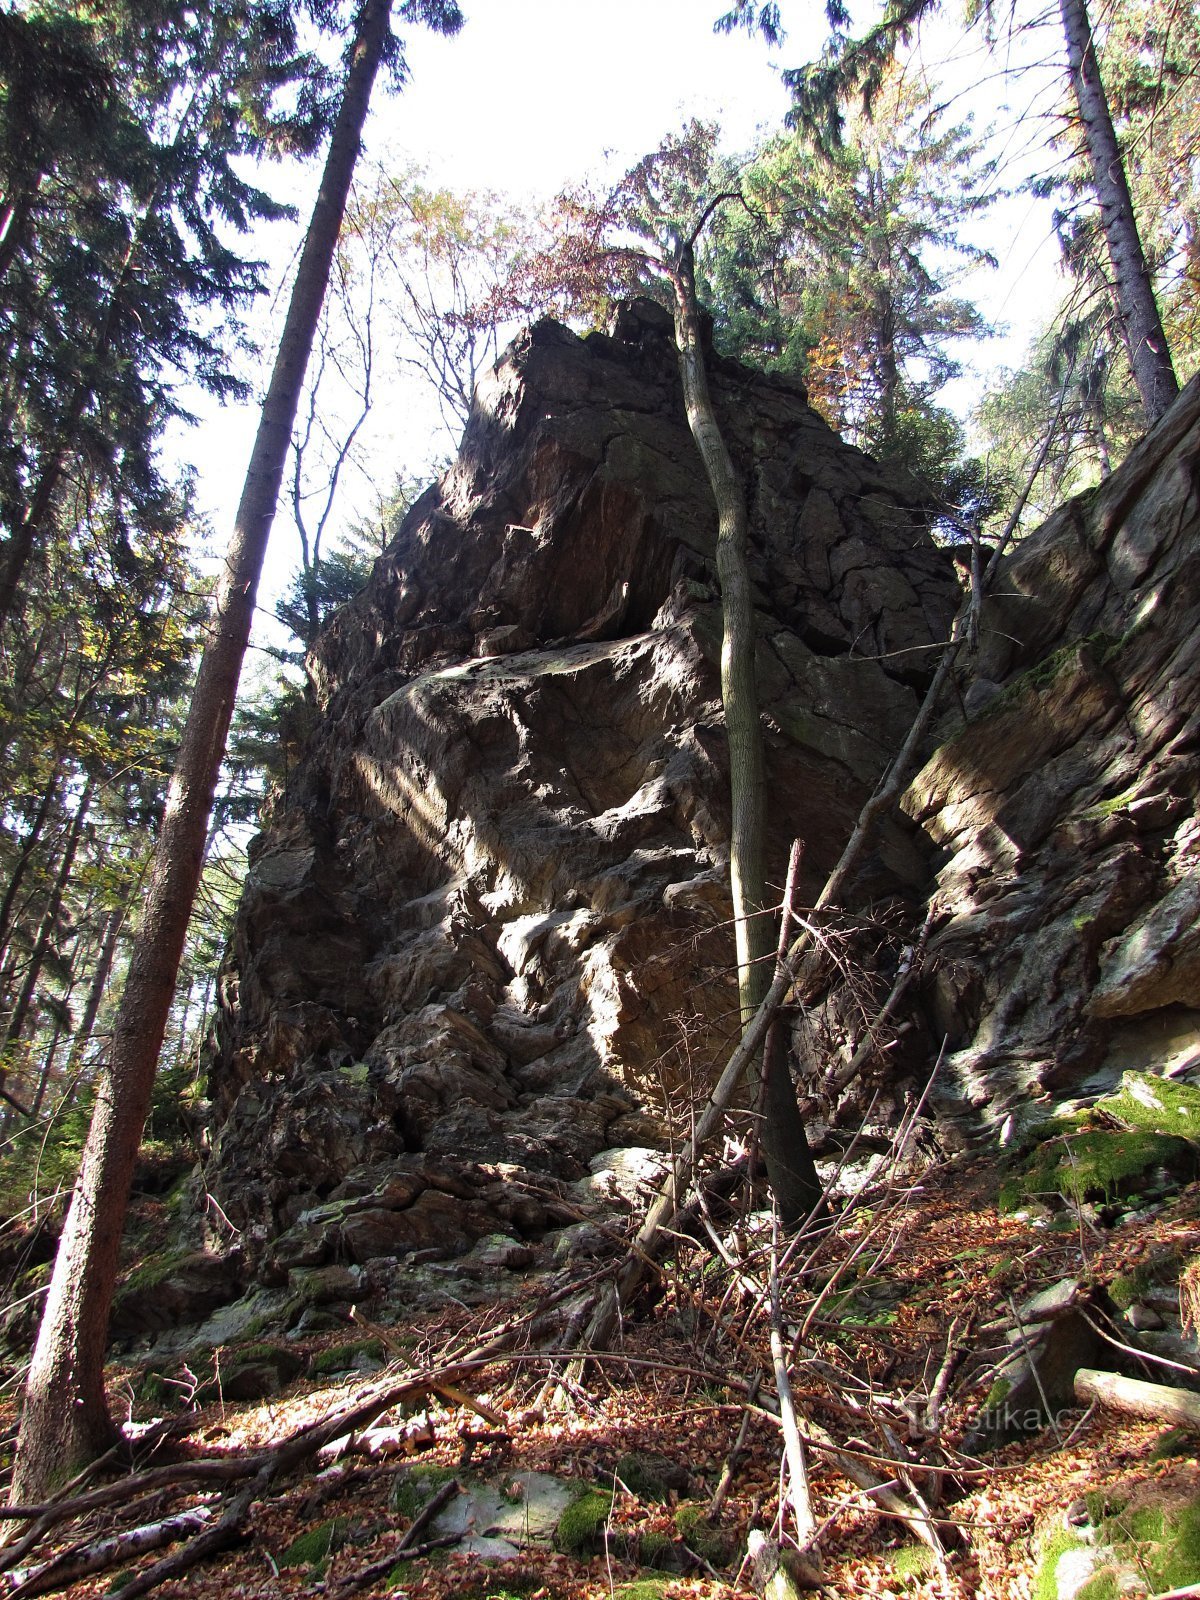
203, 299, 1200, 1282
906, 382, 1200, 1128
203, 300, 959, 1267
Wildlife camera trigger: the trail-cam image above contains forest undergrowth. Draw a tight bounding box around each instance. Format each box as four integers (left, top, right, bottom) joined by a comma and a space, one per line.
0, 1124, 1196, 1600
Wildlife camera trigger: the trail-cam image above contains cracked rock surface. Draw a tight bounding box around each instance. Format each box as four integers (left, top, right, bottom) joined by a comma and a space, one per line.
201, 302, 958, 1265
903, 375, 1200, 1124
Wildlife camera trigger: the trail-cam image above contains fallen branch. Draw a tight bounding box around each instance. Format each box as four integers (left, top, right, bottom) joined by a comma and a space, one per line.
1074, 1368, 1200, 1429
769, 1213, 816, 1551
707, 1371, 761, 1523
329, 1478, 461, 1599
0, 1458, 267, 1578
330, 1532, 463, 1596
6, 1506, 215, 1599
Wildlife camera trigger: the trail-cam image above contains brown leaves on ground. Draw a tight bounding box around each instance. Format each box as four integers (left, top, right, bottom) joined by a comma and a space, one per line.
3, 1161, 1198, 1600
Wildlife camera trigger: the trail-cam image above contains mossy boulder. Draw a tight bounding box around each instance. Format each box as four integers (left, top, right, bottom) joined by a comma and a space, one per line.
308, 1337, 387, 1377
218, 1341, 304, 1400
109, 1248, 243, 1339
389, 1466, 460, 1519
1066, 1491, 1200, 1598
554, 1488, 613, 1556
1003, 1126, 1196, 1208
675, 1502, 737, 1565
1100, 1071, 1200, 1140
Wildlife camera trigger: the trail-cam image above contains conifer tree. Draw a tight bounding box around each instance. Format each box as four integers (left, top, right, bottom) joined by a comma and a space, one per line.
12, 0, 462, 1502
719, 0, 1181, 424
0, 0, 328, 630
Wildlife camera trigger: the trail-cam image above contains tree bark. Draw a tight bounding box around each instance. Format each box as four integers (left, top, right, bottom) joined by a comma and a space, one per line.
1059, 0, 1178, 424
1074, 1367, 1200, 1428
668, 242, 819, 1226
11, 0, 395, 1502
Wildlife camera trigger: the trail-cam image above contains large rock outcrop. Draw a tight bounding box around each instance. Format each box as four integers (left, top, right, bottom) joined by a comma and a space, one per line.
203, 301, 959, 1262
203, 297, 1200, 1280
904, 381, 1200, 1125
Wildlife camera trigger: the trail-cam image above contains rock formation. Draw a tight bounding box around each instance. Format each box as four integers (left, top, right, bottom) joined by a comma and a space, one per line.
201, 296, 1200, 1286
905, 380, 1200, 1128
203, 299, 959, 1269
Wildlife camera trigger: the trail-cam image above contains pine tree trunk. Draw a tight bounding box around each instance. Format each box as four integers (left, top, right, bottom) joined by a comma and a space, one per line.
668, 244, 821, 1228
10, 0, 394, 1502
1059, 0, 1178, 423
28, 1017, 63, 1123
59, 905, 124, 1088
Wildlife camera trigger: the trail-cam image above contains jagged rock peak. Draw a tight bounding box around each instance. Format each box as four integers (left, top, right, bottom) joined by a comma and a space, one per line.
202, 308, 959, 1270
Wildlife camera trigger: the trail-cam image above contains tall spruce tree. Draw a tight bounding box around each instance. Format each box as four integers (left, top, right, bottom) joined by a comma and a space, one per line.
0, 0, 329, 631
719, 0, 1181, 425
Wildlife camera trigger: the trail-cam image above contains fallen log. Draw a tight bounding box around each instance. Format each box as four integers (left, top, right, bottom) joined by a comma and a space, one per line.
1074, 1368, 1200, 1429
6, 1506, 215, 1599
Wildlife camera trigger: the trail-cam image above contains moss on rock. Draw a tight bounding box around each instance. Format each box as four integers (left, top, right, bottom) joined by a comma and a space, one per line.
1005, 1126, 1195, 1206
278, 1518, 346, 1572
1100, 1071, 1200, 1140
554, 1488, 612, 1555
308, 1338, 386, 1376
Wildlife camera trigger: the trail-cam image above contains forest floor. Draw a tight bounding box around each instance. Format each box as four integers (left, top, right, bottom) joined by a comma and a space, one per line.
2, 1150, 1199, 1600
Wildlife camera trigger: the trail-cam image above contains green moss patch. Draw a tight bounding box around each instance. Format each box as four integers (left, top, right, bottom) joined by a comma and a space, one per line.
308, 1338, 386, 1376
388, 1465, 459, 1518
554, 1489, 612, 1555
1100, 1071, 1200, 1140
675, 1503, 737, 1565
1032, 1526, 1089, 1600
278, 1518, 347, 1573
118, 1247, 190, 1295
1101, 1493, 1200, 1590
889, 1543, 935, 1580
637, 1529, 678, 1570
1006, 1127, 1195, 1205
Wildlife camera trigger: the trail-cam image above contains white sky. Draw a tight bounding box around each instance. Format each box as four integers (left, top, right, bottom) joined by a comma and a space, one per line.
173, 0, 1070, 643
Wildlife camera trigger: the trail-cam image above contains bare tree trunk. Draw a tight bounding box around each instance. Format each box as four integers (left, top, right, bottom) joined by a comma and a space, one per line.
59, 905, 125, 1088
1, 777, 92, 1064
28, 1016, 63, 1123
668, 241, 820, 1226
0, 762, 62, 970
11, 0, 395, 1501
1060, 0, 1178, 424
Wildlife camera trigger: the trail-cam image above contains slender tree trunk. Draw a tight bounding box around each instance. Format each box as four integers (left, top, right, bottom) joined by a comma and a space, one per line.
0, 762, 62, 970
11, 0, 395, 1501
668, 242, 820, 1227
59, 905, 125, 1088
1059, 0, 1178, 423
0, 777, 91, 1067
28, 1017, 63, 1124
